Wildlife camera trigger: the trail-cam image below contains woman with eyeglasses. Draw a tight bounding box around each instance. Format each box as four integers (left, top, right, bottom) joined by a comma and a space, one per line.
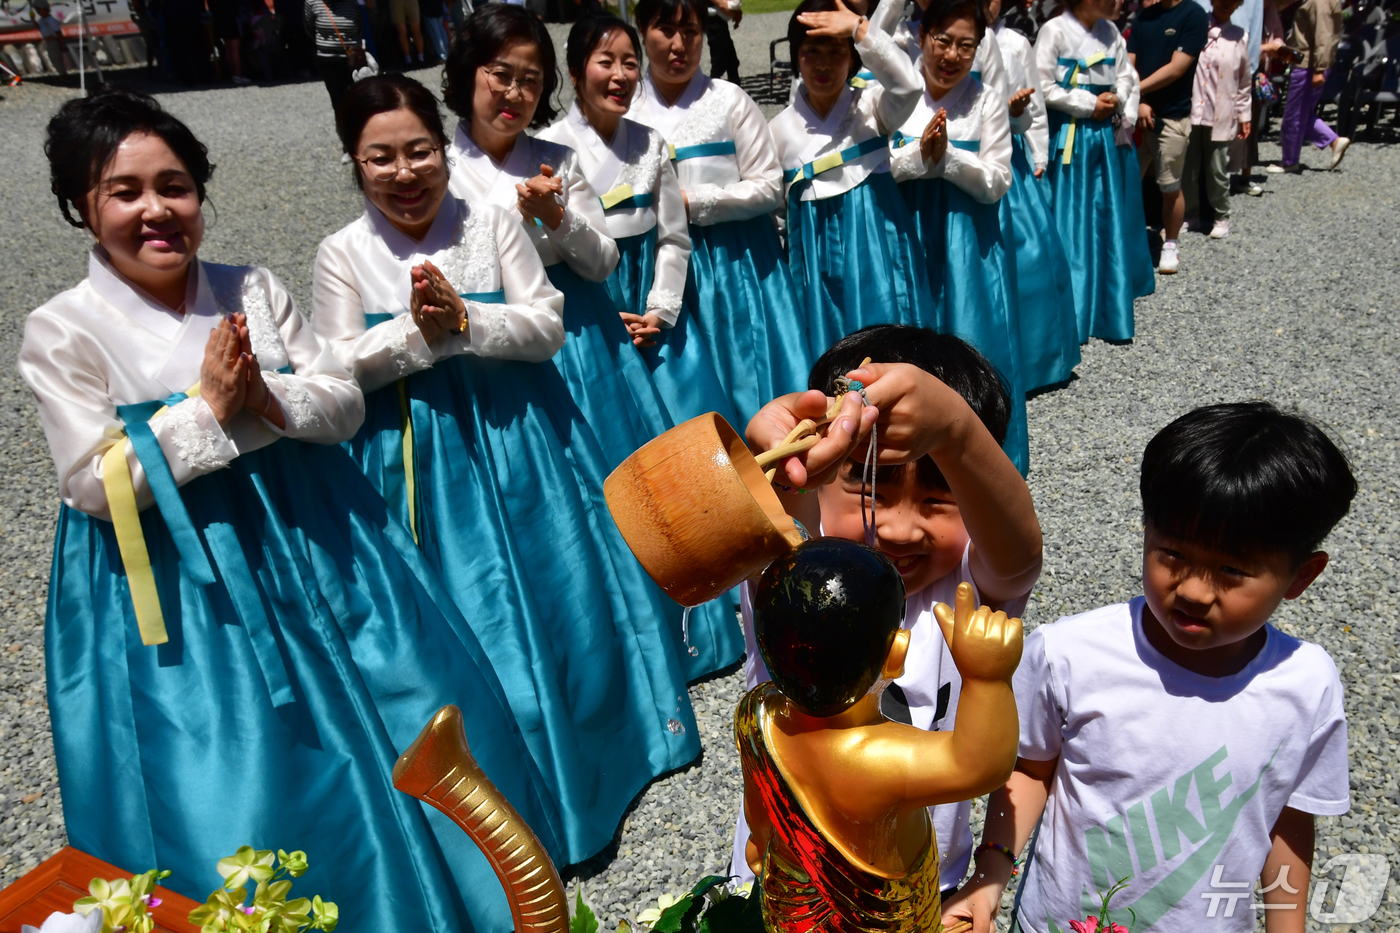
888, 0, 1029, 474
24, 87, 561, 933
871, 0, 1009, 98
627, 0, 810, 425
442, 4, 673, 467
537, 15, 745, 680
1034, 0, 1154, 343
770, 0, 931, 362
312, 73, 701, 870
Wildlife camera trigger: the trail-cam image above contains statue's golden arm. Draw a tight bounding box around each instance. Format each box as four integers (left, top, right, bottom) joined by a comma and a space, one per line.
393, 706, 570, 933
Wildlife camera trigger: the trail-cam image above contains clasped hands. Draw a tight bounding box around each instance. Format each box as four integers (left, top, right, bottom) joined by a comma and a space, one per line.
517, 163, 566, 230
200, 312, 284, 430
410, 259, 468, 343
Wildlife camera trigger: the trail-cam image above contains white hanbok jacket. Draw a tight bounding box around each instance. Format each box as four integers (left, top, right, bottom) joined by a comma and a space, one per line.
995, 21, 1051, 170
769, 25, 922, 204
874, 0, 1010, 97
629, 73, 784, 227
538, 106, 690, 325
20, 250, 363, 520
1034, 11, 1136, 122
447, 126, 619, 282
890, 77, 1013, 203
311, 195, 566, 394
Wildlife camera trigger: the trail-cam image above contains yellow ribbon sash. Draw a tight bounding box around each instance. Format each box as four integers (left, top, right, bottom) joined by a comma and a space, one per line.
1061, 50, 1109, 165
99, 382, 201, 646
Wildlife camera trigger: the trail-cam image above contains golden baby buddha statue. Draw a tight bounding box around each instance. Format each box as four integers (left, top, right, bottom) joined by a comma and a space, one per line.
739, 538, 1023, 933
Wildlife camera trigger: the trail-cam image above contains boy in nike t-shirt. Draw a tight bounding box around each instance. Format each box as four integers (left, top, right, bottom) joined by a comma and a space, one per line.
945, 401, 1354, 933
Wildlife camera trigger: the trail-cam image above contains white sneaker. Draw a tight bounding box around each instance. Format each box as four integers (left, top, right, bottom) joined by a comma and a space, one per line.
1210, 219, 1230, 239
340, 152, 351, 164
1266, 163, 1288, 173
1329, 137, 1351, 170
1246, 183, 1263, 196
1181, 217, 1199, 234
1158, 242, 1180, 274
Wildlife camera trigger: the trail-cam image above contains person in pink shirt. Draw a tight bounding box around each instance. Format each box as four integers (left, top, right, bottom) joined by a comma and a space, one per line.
1182, 0, 1251, 238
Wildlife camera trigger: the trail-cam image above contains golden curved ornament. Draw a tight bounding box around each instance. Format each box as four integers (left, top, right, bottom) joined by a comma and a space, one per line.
392, 705, 569, 933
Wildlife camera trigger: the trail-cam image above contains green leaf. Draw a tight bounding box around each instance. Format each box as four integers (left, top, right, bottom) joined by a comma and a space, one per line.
651, 894, 694, 933
570, 887, 599, 933
696, 888, 763, 933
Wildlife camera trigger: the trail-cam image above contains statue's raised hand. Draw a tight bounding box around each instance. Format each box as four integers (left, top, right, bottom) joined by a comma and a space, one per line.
933, 582, 1023, 684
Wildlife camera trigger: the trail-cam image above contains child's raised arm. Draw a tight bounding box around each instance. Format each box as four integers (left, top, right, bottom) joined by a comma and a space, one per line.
746, 388, 879, 534
851, 362, 1042, 605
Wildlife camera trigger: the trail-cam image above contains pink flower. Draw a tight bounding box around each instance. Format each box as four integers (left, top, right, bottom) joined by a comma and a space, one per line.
147, 898, 162, 908
243, 907, 257, 915
1068, 919, 1128, 933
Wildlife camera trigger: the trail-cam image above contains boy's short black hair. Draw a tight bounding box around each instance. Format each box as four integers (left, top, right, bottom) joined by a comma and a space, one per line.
788, 0, 863, 81
809, 325, 1012, 489
45, 87, 213, 230
754, 538, 906, 717
1140, 401, 1357, 565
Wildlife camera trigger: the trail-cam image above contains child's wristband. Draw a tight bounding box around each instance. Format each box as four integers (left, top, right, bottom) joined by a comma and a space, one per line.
973, 842, 1020, 877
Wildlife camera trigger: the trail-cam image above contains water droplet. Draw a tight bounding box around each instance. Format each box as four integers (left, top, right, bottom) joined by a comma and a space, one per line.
667, 719, 685, 735
680, 606, 696, 656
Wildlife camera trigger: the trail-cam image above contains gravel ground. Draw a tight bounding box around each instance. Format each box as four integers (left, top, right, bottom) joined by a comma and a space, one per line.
0, 17, 1397, 930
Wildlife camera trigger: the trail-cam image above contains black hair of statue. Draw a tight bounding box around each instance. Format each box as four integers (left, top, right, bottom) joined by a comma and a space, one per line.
788, 0, 863, 81
45, 87, 213, 230
919, 0, 988, 43
1140, 401, 1357, 566
335, 74, 449, 191
443, 3, 560, 128
634, 0, 708, 32
566, 14, 642, 84
754, 538, 907, 717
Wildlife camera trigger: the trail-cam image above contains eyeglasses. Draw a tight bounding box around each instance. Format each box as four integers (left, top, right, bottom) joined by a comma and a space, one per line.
353, 146, 443, 181
929, 34, 979, 58
481, 65, 545, 99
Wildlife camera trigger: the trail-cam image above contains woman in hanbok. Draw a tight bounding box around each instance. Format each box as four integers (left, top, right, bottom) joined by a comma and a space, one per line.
873, 0, 1008, 95
988, 0, 1080, 391
1035, 0, 1155, 343
888, 0, 1028, 474
535, 18, 745, 676
629, 0, 809, 423
442, 3, 670, 463
312, 75, 705, 865
771, 0, 932, 361
23, 88, 559, 933
538, 15, 733, 430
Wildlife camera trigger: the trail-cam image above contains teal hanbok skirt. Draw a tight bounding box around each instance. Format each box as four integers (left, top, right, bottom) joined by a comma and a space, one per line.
788, 172, 935, 363
684, 215, 811, 424
348, 310, 703, 867
1001, 135, 1081, 391
604, 231, 746, 681
901, 175, 1030, 475
1046, 113, 1156, 343
49, 427, 561, 933
547, 262, 671, 465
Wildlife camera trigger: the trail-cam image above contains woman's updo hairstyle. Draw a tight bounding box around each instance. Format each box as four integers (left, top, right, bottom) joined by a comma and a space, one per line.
919, 0, 987, 43
633, 0, 707, 32
788, 0, 862, 80
565, 14, 641, 85
335, 74, 449, 190
44, 87, 213, 230
443, 4, 560, 129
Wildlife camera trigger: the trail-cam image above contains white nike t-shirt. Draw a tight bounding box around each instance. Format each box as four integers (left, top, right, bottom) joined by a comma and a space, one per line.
1013, 597, 1349, 933
731, 541, 1030, 891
